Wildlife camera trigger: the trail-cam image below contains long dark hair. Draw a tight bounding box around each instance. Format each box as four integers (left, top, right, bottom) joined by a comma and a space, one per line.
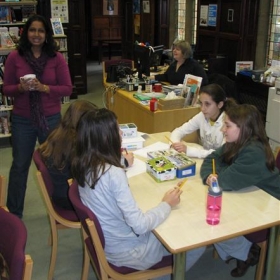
39, 100, 98, 170
72, 108, 122, 188
222, 104, 275, 170
199, 83, 237, 112
17, 14, 57, 57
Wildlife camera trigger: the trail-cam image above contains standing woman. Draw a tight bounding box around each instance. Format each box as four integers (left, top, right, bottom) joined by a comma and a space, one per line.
154, 40, 208, 86
3, 15, 72, 218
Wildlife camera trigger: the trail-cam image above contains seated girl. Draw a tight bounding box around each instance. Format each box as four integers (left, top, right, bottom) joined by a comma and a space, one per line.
170, 83, 236, 158
200, 103, 280, 277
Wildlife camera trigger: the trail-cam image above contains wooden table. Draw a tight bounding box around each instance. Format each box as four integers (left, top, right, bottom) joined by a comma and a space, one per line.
106, 85, 200, 137
129, 133, 280, 280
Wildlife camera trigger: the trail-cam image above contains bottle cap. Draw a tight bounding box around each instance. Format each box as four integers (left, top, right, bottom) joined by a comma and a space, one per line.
208, 177, 222, 196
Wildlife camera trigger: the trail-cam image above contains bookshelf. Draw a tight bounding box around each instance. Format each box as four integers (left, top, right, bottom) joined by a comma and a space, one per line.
53, 34, 70, 103
0, 1, 37, 138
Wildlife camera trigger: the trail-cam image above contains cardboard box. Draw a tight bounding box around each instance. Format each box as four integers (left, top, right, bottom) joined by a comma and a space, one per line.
146, 157, 177, 182
158, 97, 185, 110
147, 149, 196, 178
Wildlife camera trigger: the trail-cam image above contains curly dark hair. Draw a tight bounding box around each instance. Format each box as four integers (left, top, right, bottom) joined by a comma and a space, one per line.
17, 14, 58, 57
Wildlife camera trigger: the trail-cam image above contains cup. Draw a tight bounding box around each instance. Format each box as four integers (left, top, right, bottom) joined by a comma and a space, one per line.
153, 83, 162, 92
20, 74, 36, 90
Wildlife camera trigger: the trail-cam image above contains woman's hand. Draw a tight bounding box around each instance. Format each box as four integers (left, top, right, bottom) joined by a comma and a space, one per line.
171, 142, 187, 153
162, 187, 182, 207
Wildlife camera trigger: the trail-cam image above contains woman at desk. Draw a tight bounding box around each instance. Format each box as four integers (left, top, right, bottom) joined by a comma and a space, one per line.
200, 104, 280, 277
170, 84, 237, 158
72, 108, 205, 272
152, 40, 208, 86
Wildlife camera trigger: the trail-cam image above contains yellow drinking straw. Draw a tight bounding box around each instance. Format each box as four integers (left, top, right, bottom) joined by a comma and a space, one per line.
212, 159, 216, 175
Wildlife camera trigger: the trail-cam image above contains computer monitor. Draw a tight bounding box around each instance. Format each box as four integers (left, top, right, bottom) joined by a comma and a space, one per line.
149, 45, 164, 72
134, 44, 152, 80
134, 44, 165, 80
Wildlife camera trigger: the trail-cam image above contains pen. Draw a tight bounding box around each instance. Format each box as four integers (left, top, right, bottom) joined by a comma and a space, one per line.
124, 148, 128, 155
177, 178, 187, 189
165, 135, 174, 144
212, 159, 216, 175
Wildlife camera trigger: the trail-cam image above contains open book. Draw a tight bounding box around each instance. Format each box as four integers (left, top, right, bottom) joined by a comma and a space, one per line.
181, 74, 202, 107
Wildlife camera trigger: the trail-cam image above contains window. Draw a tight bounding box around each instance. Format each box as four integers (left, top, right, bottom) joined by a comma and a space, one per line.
267, 0, 280, 65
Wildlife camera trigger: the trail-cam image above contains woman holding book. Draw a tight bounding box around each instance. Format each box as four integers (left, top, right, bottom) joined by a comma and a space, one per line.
169, 84, 237, 158
3, 15, 72, 218
152, 40, 208, 86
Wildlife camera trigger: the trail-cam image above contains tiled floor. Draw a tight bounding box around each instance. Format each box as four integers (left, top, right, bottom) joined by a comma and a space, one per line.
0, 60, 279, 280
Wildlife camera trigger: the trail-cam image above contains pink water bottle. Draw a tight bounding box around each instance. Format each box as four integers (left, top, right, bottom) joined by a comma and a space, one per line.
206, 177, 222, 225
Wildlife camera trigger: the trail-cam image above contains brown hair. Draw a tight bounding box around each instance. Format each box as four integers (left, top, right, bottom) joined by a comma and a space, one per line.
39, 100, 98, 169
222, 104, 275, 170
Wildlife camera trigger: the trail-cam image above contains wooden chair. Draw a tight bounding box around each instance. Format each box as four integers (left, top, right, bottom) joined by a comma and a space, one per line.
32, 149, 82, 280
0, 207, 33, 280
0, 175, 6, 207
68, 180, 173, 280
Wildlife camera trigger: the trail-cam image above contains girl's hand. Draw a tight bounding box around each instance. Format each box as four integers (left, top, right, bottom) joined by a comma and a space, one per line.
123, 152, 134, 167
206, 174, 218, 186
162, 187, 182, 207
171, 142, 187, 153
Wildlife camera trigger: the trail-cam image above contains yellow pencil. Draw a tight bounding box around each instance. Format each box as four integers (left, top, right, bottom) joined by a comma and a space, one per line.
212, 159, 216, 175
177, 178, 187, 189
165, 135, 174, 144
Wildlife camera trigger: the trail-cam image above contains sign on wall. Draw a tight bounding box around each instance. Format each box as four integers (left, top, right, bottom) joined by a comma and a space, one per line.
50, 0, 69, 23
208, 4, 217, 27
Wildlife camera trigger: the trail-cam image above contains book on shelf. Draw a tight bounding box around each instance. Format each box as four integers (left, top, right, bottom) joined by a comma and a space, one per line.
0, 6, 11, 24
181, 74, 202, 107
50, 18, 64, 35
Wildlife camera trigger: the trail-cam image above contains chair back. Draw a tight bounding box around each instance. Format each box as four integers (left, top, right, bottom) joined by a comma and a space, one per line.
68, 180, 104, 277
33, 149, 55, 197
0, 207, 33, 280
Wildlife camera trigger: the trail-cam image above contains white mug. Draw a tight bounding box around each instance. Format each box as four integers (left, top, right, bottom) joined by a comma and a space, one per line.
20, 74, 36, 90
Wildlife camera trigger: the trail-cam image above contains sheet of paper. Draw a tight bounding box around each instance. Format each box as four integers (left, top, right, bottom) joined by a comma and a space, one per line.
133, 141, 170, 158
125, 158, 147, 178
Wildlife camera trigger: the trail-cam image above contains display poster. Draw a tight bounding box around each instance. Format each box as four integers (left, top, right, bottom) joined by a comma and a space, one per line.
208, 4, 217, 27
103, 0, 118, 16
51, 0, 69, 23
235, 61, 253, 76
200, 5, 208, 26
143, 1, 150, 13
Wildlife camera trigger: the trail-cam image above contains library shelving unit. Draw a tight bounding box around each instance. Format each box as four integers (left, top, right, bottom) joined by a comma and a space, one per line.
0, 1, 37, 139
53, 34, 70, 103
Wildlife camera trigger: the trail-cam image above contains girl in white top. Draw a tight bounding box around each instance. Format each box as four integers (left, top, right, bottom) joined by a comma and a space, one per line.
72, 108, 205, 273
170, 84, 237, 158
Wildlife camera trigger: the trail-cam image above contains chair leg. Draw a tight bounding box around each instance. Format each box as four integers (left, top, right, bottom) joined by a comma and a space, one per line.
48, 220, 58, 280
81, 248, 90, 280
254, 241, 267, 280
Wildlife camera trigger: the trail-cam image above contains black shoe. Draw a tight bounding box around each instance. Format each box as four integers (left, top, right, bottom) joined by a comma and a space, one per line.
230, 243, 260, 277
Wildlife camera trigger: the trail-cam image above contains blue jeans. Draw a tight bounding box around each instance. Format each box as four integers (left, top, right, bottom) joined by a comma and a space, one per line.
7, 113, 61, 218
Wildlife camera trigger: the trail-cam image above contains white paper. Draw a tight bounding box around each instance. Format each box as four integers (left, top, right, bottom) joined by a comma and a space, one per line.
125, 158, 146, 178
133, 142, 170, 158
